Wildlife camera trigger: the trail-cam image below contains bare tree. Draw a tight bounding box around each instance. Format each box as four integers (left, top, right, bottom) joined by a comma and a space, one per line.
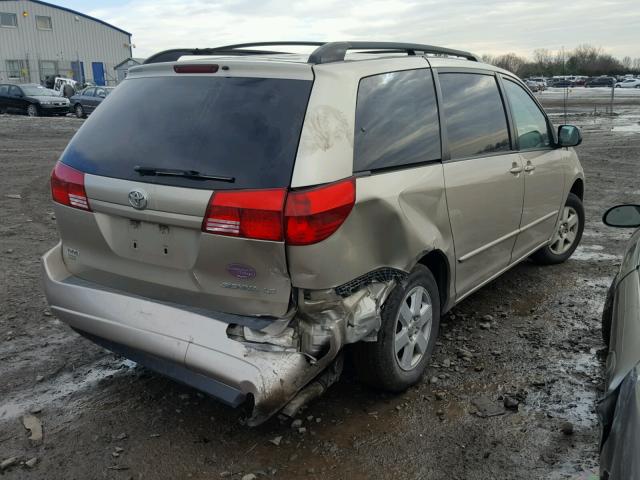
481, 44, 630, 78
492, 53, 527, 75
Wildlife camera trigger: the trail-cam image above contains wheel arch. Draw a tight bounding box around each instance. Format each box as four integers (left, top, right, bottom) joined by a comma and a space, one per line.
570, 178, 584, 201
416, 249, 451, 313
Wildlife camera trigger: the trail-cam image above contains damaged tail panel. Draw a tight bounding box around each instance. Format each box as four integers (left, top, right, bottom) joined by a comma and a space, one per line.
43, 242, 397, 425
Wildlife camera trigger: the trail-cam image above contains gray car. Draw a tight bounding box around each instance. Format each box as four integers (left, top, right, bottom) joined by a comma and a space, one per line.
42, 41, 586, 425
599, 204, 640, 479
69, 86, 115, 118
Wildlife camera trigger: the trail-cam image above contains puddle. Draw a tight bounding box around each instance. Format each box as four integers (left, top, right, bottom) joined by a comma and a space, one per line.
0, 360, 136, 421
571, 245, 620, 261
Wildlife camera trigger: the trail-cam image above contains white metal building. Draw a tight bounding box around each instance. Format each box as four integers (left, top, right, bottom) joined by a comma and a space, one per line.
0, 0, 132, 86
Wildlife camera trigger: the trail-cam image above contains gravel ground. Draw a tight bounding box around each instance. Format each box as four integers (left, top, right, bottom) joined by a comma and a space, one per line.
1, 90, 639, 479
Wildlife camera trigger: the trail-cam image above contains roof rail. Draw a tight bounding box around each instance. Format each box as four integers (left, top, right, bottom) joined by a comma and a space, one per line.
144, 42, 325, 64
308, 42, 478, 64
143, 41, 478, 65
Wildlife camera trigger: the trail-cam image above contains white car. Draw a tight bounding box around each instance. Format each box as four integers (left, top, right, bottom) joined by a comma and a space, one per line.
615, 78, 640, 88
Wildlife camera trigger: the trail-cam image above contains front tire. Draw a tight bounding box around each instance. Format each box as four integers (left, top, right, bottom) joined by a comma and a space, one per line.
353, 265, 440, 392
26, 104, 39, 117
531, 192, 584, 265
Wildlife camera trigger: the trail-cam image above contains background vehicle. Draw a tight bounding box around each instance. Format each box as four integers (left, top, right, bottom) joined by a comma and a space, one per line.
573, 76, 588, 86
0, 83, 70, 116
549, 78, 574, 88
599, 204, 640, 479
525, 79, 541, 92
70, 86, 115, 118
529, 77, 548, 89
55, 77, 78, 98
615, 78, 640, 88
42, 41, 585, 425
585, 76, 615, 87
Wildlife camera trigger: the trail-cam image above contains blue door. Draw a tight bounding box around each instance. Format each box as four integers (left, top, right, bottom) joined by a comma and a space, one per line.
71, 61, 85, 83
92, 62, 105, 86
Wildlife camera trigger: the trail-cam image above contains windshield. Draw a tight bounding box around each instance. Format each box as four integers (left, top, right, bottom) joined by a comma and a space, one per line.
22, 86, 53, 96
60, 75, 313, 190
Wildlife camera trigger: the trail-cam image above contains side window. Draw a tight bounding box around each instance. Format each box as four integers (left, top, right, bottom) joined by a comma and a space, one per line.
439, 73, 511, 159
0, 85, 8, 95
83, 88, 95, 97
35, 15, 52, 30
354, 69, 440, 172
0, 12, 17, 27
503, 79, 551, 150
8, 86, 21, 96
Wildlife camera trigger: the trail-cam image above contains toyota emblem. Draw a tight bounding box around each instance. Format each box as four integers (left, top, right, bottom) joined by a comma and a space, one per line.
128, 190, 148, 210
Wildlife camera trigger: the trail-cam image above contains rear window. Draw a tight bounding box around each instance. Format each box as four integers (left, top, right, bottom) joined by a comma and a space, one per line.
60, 76, 313, 190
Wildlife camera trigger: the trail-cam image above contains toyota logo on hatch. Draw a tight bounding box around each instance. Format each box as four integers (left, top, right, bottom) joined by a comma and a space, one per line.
128, 190, 148, 210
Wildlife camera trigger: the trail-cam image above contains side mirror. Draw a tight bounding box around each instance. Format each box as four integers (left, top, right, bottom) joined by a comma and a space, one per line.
557, 125, 582, 147
603, 204, 640, 228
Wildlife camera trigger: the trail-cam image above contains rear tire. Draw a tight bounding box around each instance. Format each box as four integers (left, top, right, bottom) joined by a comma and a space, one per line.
531, 193, 584, 265
353, 265, 440, 391
26, 104, 39, 117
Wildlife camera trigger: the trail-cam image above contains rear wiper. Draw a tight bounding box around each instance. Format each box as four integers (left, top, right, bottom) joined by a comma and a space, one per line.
134, 166, 235, 183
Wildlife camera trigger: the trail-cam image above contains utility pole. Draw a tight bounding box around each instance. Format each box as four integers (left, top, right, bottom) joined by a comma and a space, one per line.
609, 82, 615, 114
562, 46, 568, 124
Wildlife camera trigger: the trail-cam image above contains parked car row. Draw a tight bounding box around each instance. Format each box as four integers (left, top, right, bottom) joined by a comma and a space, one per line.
524, 75, 640, 89
0, 83, 113, 117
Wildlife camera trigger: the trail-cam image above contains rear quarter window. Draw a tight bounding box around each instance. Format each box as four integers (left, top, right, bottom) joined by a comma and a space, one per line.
354, 68, 441, 172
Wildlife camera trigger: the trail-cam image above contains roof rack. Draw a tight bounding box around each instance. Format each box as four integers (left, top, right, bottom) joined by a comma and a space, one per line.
143, 41, 478, 65
143, 42, 325, 64
308, 42, 478, 64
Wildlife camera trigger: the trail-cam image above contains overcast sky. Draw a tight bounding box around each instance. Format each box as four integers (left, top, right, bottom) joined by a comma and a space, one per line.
54, 0, 639, 60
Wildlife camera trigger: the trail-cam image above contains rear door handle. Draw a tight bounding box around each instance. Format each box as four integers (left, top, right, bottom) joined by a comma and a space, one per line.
509, 163, 523, 175
524, 162, 536, 172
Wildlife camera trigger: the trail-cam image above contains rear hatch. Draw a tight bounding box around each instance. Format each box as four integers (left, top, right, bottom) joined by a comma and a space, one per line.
52, 61, 314, 318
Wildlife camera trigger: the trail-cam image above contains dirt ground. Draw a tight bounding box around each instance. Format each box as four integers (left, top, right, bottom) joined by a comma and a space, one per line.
1, 88, 639, 480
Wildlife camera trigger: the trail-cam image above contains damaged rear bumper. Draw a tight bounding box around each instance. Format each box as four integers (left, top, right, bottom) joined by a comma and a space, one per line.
41, 243, 341, 425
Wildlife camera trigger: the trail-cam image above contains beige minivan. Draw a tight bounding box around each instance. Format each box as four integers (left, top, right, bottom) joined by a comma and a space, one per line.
42, 41, 585, 424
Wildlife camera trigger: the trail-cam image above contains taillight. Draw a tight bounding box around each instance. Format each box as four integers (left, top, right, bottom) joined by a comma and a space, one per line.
51, 162, 91, 211
202, 188, 286, 241
285, 177, 355, 246
201, 177, 356, 244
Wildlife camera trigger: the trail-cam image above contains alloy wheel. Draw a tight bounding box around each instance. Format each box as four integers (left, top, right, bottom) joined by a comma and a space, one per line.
394, 286, 433, 371
549, 206, 579, 255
